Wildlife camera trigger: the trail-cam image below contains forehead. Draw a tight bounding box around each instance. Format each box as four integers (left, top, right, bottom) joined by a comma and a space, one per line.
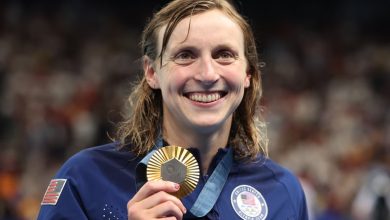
157, 9, 244, 52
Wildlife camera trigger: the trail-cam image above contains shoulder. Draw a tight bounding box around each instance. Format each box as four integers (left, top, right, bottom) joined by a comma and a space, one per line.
57, 142, 138, 178
235, 155, 308, 219
38, 143, 138, 219
262, 157, 308, 218
237, 155, 302, 190
262, 157, 303, 194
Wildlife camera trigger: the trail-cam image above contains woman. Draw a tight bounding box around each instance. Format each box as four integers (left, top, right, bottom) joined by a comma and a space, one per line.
38, 0, 308, 219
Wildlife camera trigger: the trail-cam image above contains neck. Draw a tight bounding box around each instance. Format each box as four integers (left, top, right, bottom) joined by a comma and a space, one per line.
163, 119, 231, 175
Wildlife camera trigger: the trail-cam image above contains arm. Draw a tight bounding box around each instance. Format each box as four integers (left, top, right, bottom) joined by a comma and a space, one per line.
37, 178, 88, 219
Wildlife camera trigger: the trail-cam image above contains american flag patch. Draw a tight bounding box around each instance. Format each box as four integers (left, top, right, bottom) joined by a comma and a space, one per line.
41, 179, 67, 205
241, 193, 256, 205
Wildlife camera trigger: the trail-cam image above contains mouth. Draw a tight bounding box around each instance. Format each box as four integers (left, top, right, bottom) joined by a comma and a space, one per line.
184, 91, 227, 103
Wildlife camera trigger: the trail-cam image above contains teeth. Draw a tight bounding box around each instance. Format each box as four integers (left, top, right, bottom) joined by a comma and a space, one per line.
189, 93, 221, 103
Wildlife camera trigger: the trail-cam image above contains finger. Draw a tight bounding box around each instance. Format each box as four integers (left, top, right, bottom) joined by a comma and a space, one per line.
159, 217, 177, 220
150, 200, 184, 220
137, 191, 186, 214
131, 180, 180, 203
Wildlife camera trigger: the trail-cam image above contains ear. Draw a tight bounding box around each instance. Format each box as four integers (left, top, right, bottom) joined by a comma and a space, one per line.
244, 74, 251, 88
144, 56, 160, 89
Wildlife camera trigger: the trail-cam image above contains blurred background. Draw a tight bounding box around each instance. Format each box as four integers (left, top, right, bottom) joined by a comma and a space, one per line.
0, 0, 389, 219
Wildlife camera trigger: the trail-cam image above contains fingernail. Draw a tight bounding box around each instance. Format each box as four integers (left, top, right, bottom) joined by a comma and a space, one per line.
184, 208, 187, 214
174, 183, 180, 190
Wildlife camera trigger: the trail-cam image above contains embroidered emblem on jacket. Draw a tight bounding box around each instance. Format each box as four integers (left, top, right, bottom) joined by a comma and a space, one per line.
231, 185, 268, 220
41, 179, 67, 205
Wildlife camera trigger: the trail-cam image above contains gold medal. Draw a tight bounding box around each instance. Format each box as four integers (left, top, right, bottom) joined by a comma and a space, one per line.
147, 146, 200, 198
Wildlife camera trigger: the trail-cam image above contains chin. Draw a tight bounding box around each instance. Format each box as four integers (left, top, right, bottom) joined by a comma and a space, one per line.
190, 119, 227, 132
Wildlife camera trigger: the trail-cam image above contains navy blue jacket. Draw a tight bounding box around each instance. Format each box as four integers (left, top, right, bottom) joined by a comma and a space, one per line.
38, 143, 308, 219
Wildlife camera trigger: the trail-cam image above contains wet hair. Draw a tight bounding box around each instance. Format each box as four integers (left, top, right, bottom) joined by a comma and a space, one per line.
115, 0, 268, 160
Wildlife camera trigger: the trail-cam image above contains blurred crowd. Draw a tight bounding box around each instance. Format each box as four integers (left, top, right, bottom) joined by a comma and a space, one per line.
0, 1, 389, 219
262, 24, 390, 220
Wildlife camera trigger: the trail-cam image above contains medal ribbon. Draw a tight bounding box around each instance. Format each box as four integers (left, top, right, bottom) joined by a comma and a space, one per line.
135, 136, 233, 217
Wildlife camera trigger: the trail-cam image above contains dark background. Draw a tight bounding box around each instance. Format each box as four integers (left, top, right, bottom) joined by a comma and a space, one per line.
0, 0, 389, 219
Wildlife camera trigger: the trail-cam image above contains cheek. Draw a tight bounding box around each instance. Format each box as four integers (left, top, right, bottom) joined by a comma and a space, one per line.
158, 67, 188, 92
223, 68, 248, 88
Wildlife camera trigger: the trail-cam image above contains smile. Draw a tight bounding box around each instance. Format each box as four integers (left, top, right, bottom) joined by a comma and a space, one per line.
186, 92, 227, 103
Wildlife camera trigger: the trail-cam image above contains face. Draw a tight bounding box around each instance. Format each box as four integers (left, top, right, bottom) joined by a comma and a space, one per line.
145, 9, 250, 135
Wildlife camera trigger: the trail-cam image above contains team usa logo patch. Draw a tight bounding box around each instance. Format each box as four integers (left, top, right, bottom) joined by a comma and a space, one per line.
231, 185, 268, 220
41, 179, 67, 205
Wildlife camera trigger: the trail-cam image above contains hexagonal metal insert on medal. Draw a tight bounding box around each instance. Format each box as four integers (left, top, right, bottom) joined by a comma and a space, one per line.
161, 158, 187, 184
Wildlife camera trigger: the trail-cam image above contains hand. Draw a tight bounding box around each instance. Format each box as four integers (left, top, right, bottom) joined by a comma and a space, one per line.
127, 180, 187, 220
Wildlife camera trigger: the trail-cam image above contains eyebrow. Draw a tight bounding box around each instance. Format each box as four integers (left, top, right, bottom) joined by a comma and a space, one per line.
212, 44, 240, 54
169, 42, 240, 54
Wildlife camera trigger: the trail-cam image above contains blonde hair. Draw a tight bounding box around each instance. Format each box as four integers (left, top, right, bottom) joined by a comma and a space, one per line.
116, 0, 268, 160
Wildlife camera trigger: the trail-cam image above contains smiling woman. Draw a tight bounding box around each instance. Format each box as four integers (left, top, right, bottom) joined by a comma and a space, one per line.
119, 0, 265, 162
37, 0, 309, 219
145, 9, 251, 164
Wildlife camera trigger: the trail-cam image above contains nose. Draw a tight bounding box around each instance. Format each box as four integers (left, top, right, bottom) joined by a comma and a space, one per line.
194, 56, 219, 85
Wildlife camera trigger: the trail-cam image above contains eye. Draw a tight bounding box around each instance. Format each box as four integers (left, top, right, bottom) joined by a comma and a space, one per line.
214, 50, 237, 64
173, 50, 196, 65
